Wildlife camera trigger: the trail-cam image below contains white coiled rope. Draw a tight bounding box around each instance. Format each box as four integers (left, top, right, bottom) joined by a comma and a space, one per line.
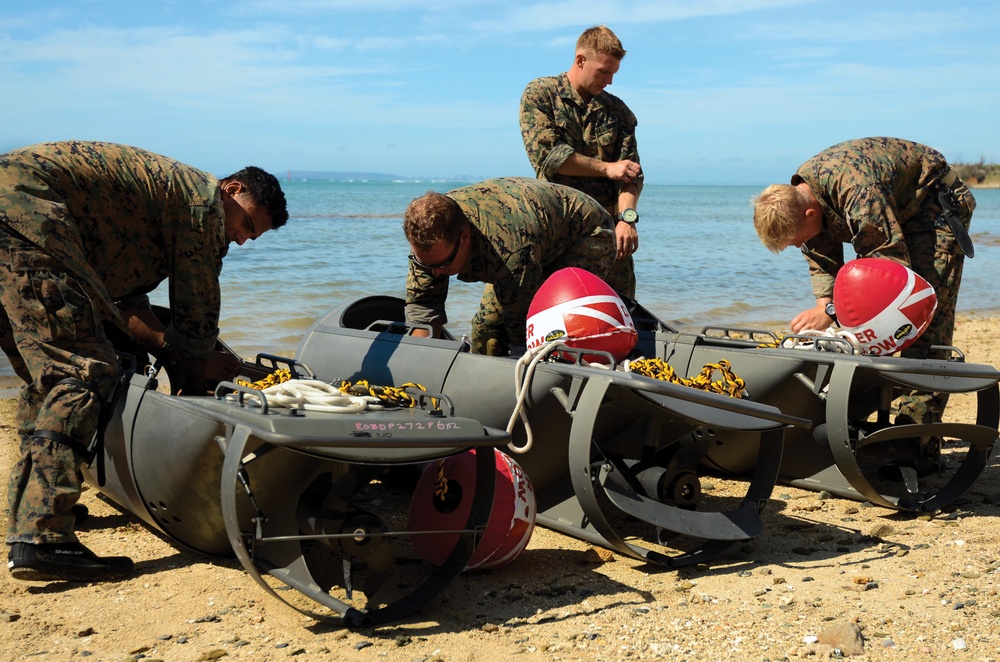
228, 379, 378, 413
505, 340, 565, 454
781, 327, 862, 352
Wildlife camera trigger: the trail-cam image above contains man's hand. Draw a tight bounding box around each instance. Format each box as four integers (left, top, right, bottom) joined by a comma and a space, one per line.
605, 159, 642, 184
790, 301, 834, 334
615, 221, 638, 259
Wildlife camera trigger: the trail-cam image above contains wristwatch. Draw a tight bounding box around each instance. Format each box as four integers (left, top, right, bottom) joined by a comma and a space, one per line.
824, 302, 837, 319
619, 208, 639, 224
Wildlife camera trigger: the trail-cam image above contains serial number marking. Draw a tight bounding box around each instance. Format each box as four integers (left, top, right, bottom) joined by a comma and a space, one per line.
354, 421, 461, 431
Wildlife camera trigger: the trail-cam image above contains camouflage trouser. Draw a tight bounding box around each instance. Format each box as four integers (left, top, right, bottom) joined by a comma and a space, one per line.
470, 286, 512, 356
893, 181, 975, 426
470, 230, 629, 355
606, 252, 637, 302
0, 228, 119, 544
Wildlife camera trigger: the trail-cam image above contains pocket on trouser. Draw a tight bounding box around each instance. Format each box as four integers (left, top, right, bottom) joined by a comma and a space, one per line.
470, 290, 508, 355
14, 386, 44, 439
470, 327, 510, 356
954, 183, 976, 217
7, 249, 118, 444
35, 380, 105, 445
9, 249, 79, 344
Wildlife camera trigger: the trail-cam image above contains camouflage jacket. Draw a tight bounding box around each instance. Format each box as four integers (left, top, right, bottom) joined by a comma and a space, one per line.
0, 141, 227, 359
519, 73, 642, 210
405, 177, 616, 340
793, 137, 965, 299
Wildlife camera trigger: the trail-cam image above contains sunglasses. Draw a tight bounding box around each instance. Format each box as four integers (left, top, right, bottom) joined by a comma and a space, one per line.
409, 232, 463, 270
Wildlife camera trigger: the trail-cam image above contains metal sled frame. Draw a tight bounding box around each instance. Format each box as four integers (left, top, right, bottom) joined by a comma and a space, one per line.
630, 309, 1000, 512
296, 296, 811, 568
85, 353, 506, 627
550, 370, 788, 566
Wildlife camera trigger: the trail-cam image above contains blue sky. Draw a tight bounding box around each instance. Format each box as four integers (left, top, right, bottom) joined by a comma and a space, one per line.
2, 1, 998, 184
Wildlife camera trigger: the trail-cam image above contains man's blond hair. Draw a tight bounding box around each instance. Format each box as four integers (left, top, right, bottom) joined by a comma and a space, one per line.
403, 192, 467, 251
752, 184, 807, 253
576, 25, 625, 60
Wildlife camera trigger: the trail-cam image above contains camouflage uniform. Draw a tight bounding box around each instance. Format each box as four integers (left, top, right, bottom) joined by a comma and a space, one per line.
0, 141, 229, 544
405, 177, 621, 353
519, 73, 641, 299
794, 137, 976, 424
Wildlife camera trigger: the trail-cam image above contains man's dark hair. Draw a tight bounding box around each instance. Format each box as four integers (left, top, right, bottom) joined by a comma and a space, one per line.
403, 191, 467, 251
221, 166, 289, 228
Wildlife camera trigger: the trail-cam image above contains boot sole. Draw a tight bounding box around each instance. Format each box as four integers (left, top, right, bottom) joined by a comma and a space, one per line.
9, 561, 133, 582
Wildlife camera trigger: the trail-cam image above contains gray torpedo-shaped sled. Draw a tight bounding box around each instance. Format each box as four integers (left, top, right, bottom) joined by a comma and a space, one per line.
296, 296, 812, 568
84, 320, 508, 627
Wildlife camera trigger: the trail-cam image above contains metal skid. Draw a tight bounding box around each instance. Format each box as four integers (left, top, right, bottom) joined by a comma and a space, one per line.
83, 352, 506, 627
296, 297, 811, 568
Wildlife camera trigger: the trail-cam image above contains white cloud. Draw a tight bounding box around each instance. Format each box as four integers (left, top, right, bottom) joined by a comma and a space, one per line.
1, 0, 998, 181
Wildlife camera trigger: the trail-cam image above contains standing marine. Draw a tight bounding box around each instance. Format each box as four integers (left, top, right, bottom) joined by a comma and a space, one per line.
519, 24, 642, 302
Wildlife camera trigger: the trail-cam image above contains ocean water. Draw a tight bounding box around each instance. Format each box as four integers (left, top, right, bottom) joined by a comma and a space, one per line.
2, 182, 999, 376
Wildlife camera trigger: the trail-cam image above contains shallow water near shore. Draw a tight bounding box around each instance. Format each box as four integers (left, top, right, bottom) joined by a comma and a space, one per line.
2, 183, 999, 378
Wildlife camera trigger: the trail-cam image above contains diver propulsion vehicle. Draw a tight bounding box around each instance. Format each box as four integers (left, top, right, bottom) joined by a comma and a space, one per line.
642, 318, 1000, 512
83, 344, 508, 627
296, 296, 1000, 564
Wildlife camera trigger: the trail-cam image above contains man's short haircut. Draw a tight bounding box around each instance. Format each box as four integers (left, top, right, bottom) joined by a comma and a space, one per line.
403, 191, 467, 251
751, 184, 806, 253
221, 166, 289, 228
576, 25, 626, 60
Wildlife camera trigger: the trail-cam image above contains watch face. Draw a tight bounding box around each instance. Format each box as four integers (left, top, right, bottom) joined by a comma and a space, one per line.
621, 208, 638, 223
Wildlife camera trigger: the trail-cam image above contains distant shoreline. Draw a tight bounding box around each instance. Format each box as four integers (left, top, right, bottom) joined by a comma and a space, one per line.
276, 175, 1000, 189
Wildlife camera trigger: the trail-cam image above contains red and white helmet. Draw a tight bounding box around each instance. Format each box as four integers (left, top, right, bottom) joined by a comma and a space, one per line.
525, 267, 637, 363
833, 258, 937, 355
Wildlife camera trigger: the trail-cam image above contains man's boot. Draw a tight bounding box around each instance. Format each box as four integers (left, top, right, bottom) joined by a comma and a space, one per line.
7, 541, 133, 582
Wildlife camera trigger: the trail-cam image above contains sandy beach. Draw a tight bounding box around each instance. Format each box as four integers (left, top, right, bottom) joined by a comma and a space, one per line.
1, 316, 999, 661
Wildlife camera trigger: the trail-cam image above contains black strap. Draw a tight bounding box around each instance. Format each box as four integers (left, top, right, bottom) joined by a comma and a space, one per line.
34, 429, 88, 453
935, 184, 975, 258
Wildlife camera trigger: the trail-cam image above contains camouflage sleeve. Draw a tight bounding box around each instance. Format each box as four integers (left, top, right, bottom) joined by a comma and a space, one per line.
618, 111, 644, 195
800, 236, 843, 300
164, 203, 226, 359
519, 82, 575, 178
404, 262, 449, 328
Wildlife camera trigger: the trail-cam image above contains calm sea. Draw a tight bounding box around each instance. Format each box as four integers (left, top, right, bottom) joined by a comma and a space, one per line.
2, 182, 999, 377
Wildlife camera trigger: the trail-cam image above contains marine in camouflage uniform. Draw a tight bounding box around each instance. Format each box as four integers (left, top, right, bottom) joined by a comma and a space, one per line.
0, 141, 287, 580
404, 177, 623, 354
760, 137, 975, 426
519, 25, 642, 302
